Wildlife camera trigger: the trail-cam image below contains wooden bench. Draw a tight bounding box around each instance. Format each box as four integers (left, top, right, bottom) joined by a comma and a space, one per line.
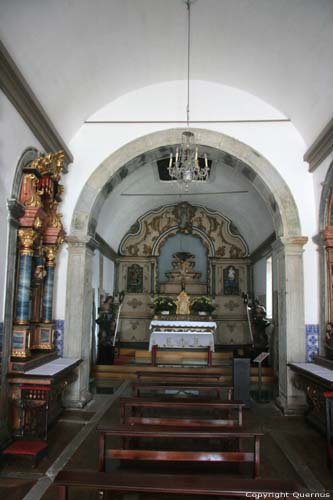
119, 396, 244, 427
98, 424, 262, 478
55, 469, 302, 499
133, 370, 233, 398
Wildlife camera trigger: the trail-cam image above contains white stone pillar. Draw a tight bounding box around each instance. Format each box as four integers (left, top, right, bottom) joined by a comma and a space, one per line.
63, 236, 96, 407
272, 236, 308, 414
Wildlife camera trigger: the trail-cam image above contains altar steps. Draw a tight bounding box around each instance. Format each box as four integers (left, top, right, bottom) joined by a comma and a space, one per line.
93, 361, 276, 385
135, 349, 232, 365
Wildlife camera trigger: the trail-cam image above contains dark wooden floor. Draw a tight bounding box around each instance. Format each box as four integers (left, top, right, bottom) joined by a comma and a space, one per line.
1, 381, 332, 500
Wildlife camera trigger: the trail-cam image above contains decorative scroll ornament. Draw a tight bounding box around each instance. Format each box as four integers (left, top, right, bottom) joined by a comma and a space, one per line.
44, 245, 57, 267
120, 202, 248, 258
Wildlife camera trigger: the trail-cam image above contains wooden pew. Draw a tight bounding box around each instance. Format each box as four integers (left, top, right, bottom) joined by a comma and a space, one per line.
98, 424, 262, 478
55, 469, 302, 499
133, 372, 233, 399
119, 396, 244, 427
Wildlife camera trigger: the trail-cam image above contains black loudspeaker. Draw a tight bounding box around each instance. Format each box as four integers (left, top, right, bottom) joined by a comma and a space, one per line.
233, 358, 251, 408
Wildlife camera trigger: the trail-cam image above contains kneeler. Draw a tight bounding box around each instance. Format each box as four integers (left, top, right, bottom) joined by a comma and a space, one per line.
2, 385, 49, 467
324, 391, 333, 468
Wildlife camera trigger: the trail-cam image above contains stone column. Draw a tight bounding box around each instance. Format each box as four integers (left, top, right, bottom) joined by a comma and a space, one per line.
63, 236, 96, 408
272, 236, 308, 414
42, 246, 57, 322
0, 200, 24, 447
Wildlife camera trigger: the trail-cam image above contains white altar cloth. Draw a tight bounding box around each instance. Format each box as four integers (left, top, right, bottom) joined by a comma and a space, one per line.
150, 320, 217, 329
149, 330, 214, 352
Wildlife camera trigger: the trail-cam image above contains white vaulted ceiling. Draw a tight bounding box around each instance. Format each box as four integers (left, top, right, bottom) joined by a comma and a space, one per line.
96, 156, 275, 253
1, 0, 333, 145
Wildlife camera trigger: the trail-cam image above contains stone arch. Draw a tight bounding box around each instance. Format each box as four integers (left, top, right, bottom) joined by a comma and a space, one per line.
65, 128, 306, 413
70, 128, 301, 240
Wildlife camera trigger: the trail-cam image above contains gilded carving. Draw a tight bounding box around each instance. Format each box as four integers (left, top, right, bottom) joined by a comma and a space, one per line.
119, 202, 248, 258
18, 229, 38, 256
176, 290, 191, 315
44, 245, 57, 266
28, 151, 65, 180
22, 174, 43, 208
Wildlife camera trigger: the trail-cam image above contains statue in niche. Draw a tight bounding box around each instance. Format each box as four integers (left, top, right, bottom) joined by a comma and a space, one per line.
166, 252, 201, 290
127, 264, 143, 293
176, 290, 191, 315
223, 265, 239, 295
96, 295, 116, 364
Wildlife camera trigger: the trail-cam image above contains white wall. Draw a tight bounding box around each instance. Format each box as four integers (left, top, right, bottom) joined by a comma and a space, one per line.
103, 258, 115, 296
0, 91, 42, 321
253, 258, 267, 306
55, 81, 318, 324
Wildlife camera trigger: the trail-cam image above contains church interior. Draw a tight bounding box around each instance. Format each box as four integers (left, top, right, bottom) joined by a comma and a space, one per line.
0, 0, 333, 498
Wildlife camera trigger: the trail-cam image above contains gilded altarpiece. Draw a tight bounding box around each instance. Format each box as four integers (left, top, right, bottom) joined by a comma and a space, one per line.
117, 202, 251, 346
12, 152, 66, 359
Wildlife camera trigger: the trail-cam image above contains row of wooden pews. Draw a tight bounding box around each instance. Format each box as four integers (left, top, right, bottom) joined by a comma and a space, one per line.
55, 369, 303, 498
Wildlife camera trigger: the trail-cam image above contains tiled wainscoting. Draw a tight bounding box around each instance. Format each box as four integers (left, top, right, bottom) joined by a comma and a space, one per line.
305, 324, 319, 362
54, 320, 64, 356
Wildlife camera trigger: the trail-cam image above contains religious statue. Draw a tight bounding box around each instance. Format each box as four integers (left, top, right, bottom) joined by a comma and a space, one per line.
249, 298, 270, 357
325, 322, 333, 360
96, 295, 116, 364
166, 252, 201, 291
176, 290, 191, 315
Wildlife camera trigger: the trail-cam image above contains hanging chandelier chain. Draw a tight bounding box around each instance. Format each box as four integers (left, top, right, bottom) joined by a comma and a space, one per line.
186, 0, 191, 128
168, 0, 209, 192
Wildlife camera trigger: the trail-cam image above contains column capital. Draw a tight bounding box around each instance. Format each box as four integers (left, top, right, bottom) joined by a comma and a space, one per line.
272, 236, 308, 254
66, 234, 98, 252
18, 228, 38, 256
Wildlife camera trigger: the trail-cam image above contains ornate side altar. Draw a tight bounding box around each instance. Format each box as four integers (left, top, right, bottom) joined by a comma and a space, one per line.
7, 151, 80, 435
289, 360, 333, 432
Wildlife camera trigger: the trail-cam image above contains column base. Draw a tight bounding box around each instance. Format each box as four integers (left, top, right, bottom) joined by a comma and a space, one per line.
275, 394, 307, 416
63, 390, 93, 409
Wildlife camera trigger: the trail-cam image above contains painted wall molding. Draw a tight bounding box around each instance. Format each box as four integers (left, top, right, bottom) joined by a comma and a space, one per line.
0, 41, 73, 168
304, 116, 333, 172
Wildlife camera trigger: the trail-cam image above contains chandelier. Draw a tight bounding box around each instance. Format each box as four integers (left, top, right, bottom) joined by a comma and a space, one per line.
168, 0, 209, 192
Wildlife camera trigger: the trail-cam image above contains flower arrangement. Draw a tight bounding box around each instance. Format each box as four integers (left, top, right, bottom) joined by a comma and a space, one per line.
153, 296, 176, 314
190, 296, 215, 314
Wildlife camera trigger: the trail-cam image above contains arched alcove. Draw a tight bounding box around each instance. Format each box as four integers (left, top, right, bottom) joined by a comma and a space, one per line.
64, 128, 306, 413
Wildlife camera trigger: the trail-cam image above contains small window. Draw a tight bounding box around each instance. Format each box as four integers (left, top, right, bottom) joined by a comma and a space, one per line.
266, 256, 273, 318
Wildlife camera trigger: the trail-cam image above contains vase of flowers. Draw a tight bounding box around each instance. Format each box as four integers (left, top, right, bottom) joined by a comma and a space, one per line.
153, 296, 176, 316
190, 296, 215, 316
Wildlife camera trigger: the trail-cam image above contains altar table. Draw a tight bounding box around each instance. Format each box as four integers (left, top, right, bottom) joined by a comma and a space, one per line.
149, 319, 217, 366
